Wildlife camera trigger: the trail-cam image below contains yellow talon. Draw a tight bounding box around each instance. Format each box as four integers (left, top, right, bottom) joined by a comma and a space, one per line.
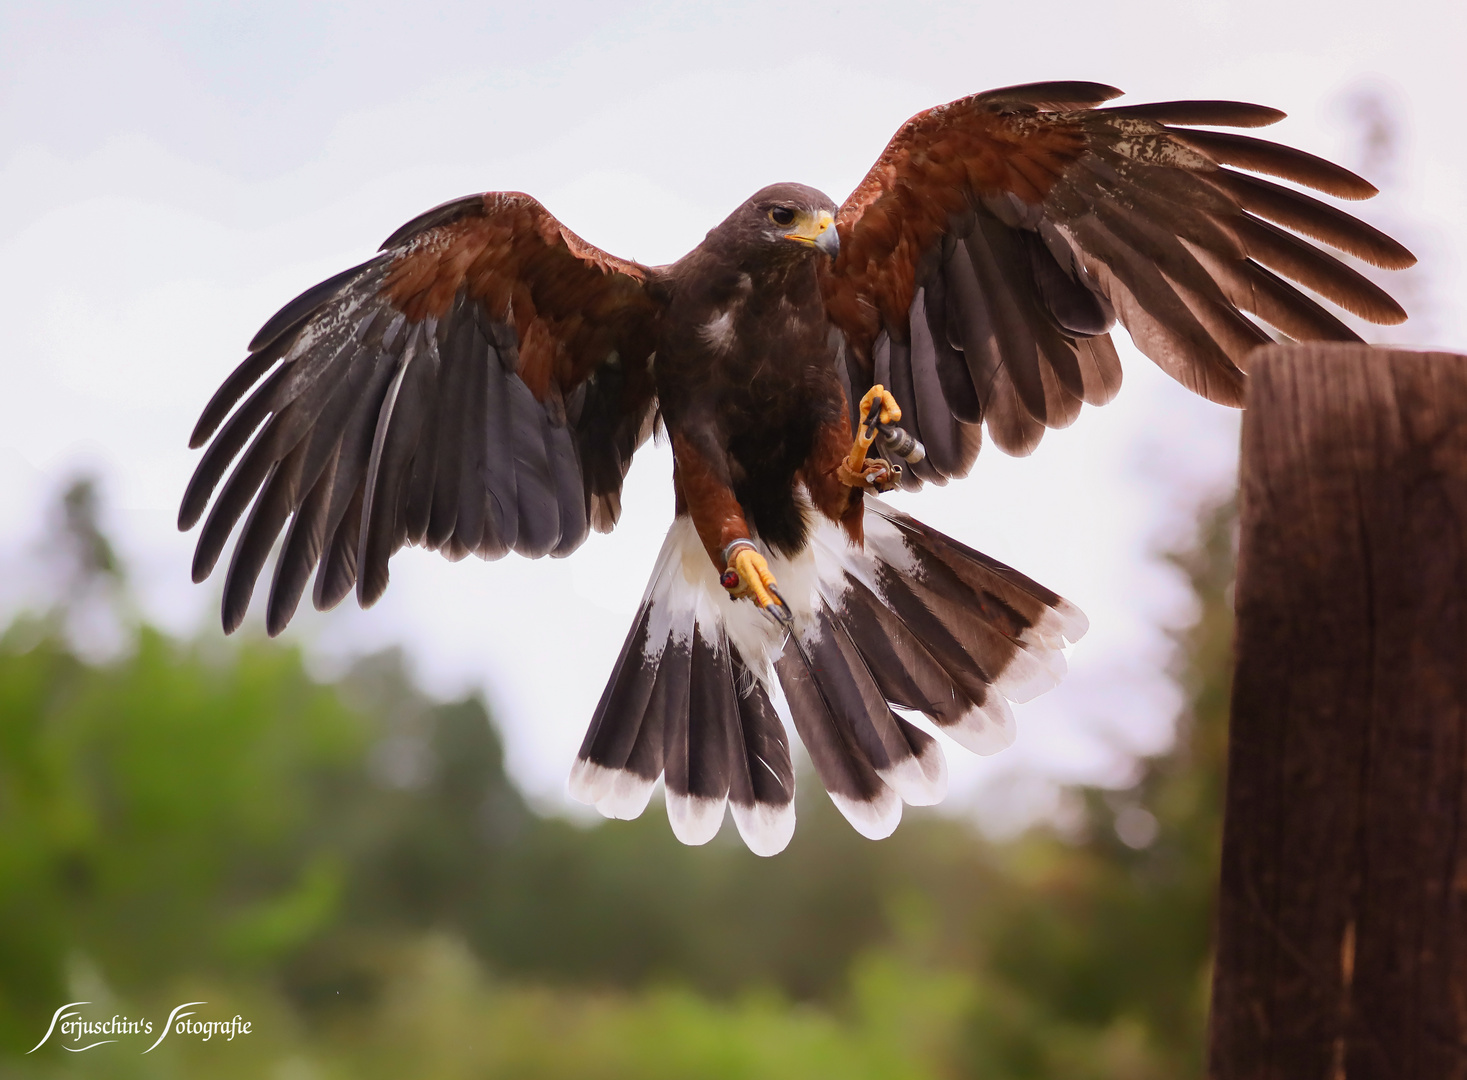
859, 384, 901, 427
725, 545, 791, 624
843, 384, 902, 487
731, 547, 777, 608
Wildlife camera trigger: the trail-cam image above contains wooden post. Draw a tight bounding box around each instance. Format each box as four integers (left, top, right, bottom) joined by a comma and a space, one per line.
1209, 344, 1467, 1079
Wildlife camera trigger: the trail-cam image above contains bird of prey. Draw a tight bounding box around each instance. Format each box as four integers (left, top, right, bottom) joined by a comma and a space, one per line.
181, 81, 1412, 855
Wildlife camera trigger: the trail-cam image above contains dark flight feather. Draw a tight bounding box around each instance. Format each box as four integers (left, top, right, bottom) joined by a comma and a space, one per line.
505, 374, 561, 559
1098, 100, 1286, 128
906, 287, 970, 476
377, 194, 488, 250
683, 627, 737, 804
578, 606, 656, 769
974, 81, 1124, 110
1210, 168, 1415, 268
1231, 212, 1408, 323
248, 258, 388, 353
726, 649, 794, 819
1169, 128, 1378, 199
314, 481, 364, 612
267, 445, 339, 635
776, 629, 896, 829
189, 333, 293, 450
916, 272, 982, 424
358, 331, 434, 607
181, 364, 290, 534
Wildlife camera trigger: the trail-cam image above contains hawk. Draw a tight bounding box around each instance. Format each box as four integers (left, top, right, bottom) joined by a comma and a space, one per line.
181, 81, 1412, 854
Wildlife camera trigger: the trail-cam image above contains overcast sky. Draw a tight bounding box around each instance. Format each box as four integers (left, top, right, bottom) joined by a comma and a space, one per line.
2, 0, 1462, 825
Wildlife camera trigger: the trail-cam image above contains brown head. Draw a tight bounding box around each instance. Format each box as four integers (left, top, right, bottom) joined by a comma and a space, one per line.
703, 182, 840, 267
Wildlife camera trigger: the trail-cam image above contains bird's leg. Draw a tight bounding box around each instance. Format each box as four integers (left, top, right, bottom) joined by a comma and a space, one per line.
671, 431, 792, 625
802, 413, 867, 547
837, 384, 901, 492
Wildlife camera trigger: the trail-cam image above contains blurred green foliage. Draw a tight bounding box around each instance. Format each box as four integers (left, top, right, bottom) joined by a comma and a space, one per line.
0, 486, 1234, 1079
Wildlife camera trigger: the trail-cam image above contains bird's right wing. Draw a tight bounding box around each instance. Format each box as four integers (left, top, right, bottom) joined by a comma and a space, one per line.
180, 192, 662, 634
820, 82, 1415, 482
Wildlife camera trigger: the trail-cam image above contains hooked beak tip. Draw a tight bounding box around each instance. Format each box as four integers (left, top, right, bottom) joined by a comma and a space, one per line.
815, 223, 840, 259
784, 210, 839, 258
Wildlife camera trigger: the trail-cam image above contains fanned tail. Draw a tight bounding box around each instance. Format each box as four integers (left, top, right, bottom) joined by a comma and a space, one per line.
568, 499, 1086, 854
568, 522, 795, 856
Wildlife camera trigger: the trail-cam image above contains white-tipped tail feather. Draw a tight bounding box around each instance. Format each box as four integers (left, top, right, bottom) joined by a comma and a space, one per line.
667, 792, 728, 846
567, 759, 657, 820
729, 798, 798, 857
568, 498, 1085, 853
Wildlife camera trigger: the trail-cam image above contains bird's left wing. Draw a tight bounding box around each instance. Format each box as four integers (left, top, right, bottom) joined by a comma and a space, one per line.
820, 81, 1415, 482
181, 192, 661, 634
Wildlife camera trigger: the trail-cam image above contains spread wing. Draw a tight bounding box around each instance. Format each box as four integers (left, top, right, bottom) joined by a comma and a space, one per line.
181, 192, 661, 634
821, 81, 1415, 483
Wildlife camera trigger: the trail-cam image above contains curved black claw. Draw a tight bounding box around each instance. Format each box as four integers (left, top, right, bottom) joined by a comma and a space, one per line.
762, 585, 793, 627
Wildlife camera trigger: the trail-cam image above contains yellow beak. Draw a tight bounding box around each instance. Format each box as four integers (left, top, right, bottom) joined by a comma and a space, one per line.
785, 210, 839, 257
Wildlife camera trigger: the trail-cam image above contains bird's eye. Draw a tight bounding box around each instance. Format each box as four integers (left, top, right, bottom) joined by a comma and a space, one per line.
768, 206, 796, 227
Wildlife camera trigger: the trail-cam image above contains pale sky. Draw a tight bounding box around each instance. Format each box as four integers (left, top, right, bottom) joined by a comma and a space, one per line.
2, 0, 1462, 825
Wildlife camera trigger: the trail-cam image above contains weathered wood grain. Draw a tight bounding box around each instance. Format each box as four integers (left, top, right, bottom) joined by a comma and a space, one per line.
1210, 344, 1467, 1079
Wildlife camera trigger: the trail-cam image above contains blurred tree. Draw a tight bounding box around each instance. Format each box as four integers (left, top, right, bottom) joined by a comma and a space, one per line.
952, 499, 1234, 1079
56, 480, 122, 590
0, 482, 1236, 1079
0, 625, 366, 1046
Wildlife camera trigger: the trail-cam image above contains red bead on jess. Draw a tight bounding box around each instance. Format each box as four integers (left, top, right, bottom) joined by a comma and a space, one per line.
720, 569, 740, 591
